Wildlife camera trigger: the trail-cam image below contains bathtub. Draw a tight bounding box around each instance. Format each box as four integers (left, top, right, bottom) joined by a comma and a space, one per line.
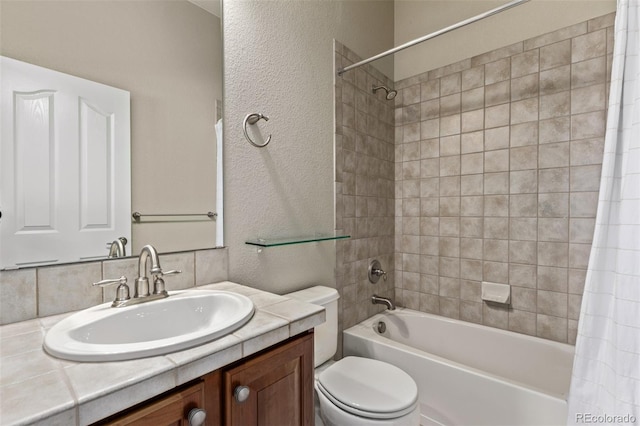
343, 308, 574, 426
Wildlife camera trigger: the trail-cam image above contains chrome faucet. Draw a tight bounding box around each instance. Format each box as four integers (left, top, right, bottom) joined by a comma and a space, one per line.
93, 244, 181, 308
134, 244, 162, 297
107, 237, 127, 258
371, 295, 396, 311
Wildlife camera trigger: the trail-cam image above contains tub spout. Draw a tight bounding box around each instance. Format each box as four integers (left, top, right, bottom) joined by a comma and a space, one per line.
372, 295, 396, 310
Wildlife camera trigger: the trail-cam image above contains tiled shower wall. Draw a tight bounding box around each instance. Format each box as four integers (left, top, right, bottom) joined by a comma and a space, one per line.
393, 13, 615, 344
334, 41, 396, 355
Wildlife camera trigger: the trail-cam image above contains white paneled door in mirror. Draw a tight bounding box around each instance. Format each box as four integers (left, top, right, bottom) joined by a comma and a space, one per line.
0, 56, 131, 269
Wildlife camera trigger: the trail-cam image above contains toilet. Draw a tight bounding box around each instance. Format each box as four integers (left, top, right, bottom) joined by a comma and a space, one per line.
286, 286, 420, 426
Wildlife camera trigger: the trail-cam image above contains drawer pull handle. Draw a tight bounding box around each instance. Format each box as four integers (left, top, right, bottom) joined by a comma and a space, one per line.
234, 385, 250, 403
188, 408, 206, 426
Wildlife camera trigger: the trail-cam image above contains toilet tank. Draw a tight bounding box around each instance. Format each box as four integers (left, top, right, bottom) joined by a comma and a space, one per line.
285, 286, 339, 367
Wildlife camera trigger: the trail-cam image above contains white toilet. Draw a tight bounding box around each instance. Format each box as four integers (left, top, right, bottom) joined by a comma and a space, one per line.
286, 286, 420, 426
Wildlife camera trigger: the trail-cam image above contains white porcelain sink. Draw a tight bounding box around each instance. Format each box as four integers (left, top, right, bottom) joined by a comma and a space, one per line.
43, 290, 255, 362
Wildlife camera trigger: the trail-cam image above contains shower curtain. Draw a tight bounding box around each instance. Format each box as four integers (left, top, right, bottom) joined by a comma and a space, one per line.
567, 0, 640, 423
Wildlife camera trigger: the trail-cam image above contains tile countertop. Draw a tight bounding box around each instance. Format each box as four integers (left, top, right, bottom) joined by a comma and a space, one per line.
0, 281, 325, 426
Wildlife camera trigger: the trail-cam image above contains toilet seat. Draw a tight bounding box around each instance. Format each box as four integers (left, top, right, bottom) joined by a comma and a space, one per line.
316, 356, 418, 420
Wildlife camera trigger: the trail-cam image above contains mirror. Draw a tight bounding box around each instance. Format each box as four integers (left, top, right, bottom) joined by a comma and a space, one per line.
0, 0, 223, 269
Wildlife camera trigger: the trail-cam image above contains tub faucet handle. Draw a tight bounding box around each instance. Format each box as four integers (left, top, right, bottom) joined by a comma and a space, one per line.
368, 259, 387, 283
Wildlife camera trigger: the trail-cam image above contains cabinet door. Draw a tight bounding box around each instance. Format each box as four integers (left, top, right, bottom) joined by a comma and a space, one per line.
224, 333, 314, 426
99, 381, 205, 426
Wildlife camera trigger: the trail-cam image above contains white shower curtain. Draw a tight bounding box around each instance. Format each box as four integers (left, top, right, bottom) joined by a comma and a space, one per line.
567, 0, 640, 424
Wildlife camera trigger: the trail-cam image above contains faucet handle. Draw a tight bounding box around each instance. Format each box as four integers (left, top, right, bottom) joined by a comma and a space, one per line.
93, 276, 127, 287
93, 276, 130, 302
152, 270, 181, 295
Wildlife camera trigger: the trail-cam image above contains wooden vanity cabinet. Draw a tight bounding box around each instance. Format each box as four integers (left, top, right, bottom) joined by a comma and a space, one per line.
222, 332, 314, 426
95, 332, 313, 426
96, 381, 207, 426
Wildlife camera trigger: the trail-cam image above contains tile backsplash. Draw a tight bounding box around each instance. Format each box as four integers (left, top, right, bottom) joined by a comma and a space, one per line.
393, 13, 614, 344
0, 248, 228, 324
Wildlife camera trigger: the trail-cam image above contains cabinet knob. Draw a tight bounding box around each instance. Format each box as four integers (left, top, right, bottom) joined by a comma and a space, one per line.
188, 408, 206, 426
234, 385, 250, 403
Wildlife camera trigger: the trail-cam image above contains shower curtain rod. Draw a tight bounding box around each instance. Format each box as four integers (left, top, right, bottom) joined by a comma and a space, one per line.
337, 0, 530, 76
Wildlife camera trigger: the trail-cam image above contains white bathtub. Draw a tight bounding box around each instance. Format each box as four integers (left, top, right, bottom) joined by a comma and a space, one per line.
343, 308, 574, 426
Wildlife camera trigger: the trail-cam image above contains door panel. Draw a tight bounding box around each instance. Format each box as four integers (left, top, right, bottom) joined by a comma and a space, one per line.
0, 56, 130, 268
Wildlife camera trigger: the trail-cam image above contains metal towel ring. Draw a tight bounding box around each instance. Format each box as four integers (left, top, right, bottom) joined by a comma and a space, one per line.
243, 113, 272, 148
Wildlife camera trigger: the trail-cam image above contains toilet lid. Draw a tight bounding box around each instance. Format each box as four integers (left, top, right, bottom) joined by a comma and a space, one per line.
316, 356, 418, 419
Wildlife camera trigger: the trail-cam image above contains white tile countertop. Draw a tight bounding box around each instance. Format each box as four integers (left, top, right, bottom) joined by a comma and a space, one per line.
0, 281, 325, 426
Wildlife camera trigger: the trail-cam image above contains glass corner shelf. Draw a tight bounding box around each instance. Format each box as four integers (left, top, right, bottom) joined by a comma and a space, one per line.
245, 233, 350, 248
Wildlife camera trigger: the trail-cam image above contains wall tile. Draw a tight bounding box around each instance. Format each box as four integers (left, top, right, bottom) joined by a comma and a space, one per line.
421, 80, 440, 101
511, 74, 539, 101
540, 40, 571, 71
510, 170, 538, 194
511, 49, 539, 78
484, 149, 509, 172
510, 146, 538, 170
485, 104, 510, 128
510, 218, 537, 241
388, 14, 612, 345
538, 290, 568, 317
539, 117, 570, 144
539, 193, 569, 217
462, 66, 485, 91
572, 30, 607, 63
461, 218, 484, 238
462, 87, 485, 111
538, 266, 568, 292
485, 58, 511, 84
511, 98, 539, 124
540, 65, 571, 95
440, 93, 461, 116
509, 240, 537, 265
572, 57, 606, 89
570, 165, 602, 192
38, 262, 102, 317
539, 142, 570, 169
509, 263, 537, 288
484, 172, 509, 195
509, 309, 537, 335
540, 91, 570, 120
485, 81, 511, 107
571, 84, 606, 115
538, 218, 569, 242
510, 122, 538, 147
441, 73, 461, 96
570, 192, 599, 217
485, 126, 510, 150
461, 174, 484, 196
0, 270, 36, 324
510, 194, 538, 217
539, 168, 569, 192
571, 138, 605, 166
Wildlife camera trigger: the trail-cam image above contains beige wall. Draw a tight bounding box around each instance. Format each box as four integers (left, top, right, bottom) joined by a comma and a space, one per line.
223, 0, 394, 295
394, 0, 616, 81
0, 0, 222, 254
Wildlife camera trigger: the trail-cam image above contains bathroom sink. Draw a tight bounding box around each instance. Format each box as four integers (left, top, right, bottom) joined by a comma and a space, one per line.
43, 290, 255, 362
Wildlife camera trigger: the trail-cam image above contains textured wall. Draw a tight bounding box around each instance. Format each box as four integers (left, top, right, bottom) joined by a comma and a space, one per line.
393, 13, 615, 344
394, 0, 616, 80
223, 1, 394, 295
